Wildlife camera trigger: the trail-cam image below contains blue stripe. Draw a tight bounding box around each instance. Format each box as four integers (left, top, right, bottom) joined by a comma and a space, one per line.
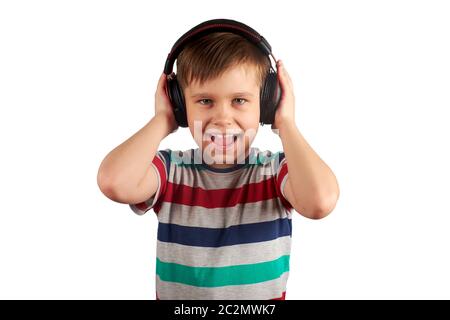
157, 218, 292, 247
159, 149, 171, 177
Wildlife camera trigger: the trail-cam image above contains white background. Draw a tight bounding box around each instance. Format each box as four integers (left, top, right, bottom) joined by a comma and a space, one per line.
1, 0, 449, 299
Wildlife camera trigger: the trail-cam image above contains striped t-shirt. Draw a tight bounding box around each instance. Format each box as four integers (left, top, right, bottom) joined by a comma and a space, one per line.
129, 146, 293, 300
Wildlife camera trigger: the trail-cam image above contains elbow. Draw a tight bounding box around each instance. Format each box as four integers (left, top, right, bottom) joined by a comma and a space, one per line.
97, 166, 123, 202
307, 200, 336, 220
297, 189, 339, 220
97, 167, 115, 200
97, 166, 141, 204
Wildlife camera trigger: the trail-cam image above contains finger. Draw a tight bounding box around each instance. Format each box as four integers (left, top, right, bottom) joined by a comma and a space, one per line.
276, 60, 285, 83
276, 60, 290, 95
158, 72, 167, 87
277, 62, 296, 104
278, 60, 293, 89
158, 73, 171, 98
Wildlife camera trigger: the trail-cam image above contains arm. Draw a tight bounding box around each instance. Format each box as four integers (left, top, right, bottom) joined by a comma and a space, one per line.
97, 72, 178, 204
280, 122, 339, 219
273, 60, 339, 219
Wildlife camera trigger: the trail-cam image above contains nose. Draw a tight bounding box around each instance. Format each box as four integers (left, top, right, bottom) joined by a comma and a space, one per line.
212, 102, 233, 126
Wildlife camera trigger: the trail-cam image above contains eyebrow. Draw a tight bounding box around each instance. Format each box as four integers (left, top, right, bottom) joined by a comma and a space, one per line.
190, 91, 255, 98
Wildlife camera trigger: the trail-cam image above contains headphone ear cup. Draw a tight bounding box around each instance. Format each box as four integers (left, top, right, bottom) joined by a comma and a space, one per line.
167, 74, 188, 127
260, 70, 281, 125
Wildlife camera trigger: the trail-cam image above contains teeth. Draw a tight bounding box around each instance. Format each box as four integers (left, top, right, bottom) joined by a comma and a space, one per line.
210, 134, 236, 145
206, 130, 241, 147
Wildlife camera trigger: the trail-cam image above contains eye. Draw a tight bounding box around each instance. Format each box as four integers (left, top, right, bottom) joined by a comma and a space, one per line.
234, 98, 247, 105
197, 99, 212, 105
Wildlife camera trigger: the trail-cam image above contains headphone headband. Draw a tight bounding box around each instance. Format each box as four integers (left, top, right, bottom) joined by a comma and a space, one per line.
163, 18, 275, 75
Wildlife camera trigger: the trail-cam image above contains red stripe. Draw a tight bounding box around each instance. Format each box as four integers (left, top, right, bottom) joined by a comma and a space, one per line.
135, 202, 148, 211
277, 162, 288, 191
154, 200, 163, 213
271, 291, 286, 300
152, 155, 167, 192
134, 154, 167, 213
276, 162, 293, 210
160, 177, 279, 208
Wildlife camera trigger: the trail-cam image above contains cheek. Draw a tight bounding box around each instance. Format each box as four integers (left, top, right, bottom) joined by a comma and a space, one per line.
187, 107, 206, 136
240, 108, 260, 132
243, 104, 260, 124
189, 125, 206, 147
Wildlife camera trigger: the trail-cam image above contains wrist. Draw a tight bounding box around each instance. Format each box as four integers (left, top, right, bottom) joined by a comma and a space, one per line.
278, 120, 297, 139
153, 113, 177, 138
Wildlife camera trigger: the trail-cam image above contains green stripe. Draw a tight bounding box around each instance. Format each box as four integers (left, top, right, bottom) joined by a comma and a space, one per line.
175, 162, 260, 171
156, 255, 290, 287
171, 151, 283, 169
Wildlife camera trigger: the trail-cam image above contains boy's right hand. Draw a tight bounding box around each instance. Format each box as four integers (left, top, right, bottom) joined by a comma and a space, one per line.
155, 72, 179, 134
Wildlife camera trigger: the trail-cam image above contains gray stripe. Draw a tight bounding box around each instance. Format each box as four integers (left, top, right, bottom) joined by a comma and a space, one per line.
157, 235, 292, 267
167, 147, 284, 190
156, 271, 289, 300
157, 198, 292, 228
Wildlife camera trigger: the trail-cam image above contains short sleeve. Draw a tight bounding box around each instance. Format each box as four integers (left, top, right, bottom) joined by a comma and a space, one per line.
129, 149, 171, 215
273, 152, 293, 210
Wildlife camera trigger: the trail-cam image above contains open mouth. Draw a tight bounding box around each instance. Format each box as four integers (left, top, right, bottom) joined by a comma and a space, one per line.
207, 133, 239, 149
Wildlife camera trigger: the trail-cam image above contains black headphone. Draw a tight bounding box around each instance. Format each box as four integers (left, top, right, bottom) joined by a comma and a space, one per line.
163, 18, 281, 128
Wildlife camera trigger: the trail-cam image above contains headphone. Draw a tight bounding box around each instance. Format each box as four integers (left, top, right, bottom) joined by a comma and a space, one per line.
163, 18, 281, 128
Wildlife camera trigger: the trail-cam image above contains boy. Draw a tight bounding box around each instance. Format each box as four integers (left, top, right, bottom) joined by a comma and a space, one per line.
97, 24, 339, 300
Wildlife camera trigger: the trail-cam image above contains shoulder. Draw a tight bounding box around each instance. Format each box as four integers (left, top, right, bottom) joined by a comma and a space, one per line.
245, 147, 285, 179
252, 147, 284, 166
156, 149, 172, 163
159, 148, 200, 166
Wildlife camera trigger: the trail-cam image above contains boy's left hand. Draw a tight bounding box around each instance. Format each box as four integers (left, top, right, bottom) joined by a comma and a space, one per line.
272, 60, 296, 131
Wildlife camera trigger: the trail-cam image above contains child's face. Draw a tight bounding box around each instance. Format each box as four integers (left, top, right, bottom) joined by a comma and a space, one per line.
184, 62, 260, 168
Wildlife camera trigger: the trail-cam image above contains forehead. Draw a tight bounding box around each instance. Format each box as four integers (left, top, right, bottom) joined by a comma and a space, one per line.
185, 63, 260, 97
